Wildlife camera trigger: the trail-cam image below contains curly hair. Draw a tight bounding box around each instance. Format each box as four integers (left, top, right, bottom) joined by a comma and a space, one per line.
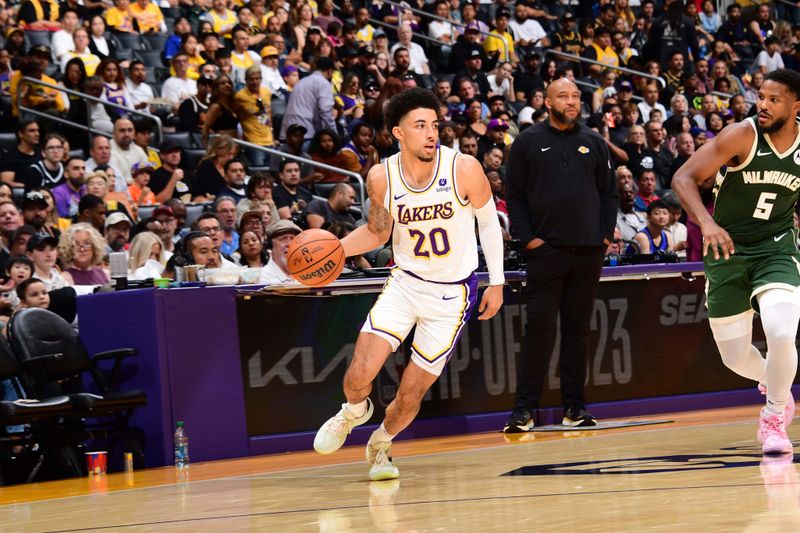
58, 222, 107, 267
384, 87, 441, 132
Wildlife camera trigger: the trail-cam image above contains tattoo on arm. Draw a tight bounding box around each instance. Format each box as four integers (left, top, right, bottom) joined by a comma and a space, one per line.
366, 174, 392, 234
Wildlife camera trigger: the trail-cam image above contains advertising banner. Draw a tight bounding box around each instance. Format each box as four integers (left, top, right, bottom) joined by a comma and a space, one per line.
237, 276, 758, 436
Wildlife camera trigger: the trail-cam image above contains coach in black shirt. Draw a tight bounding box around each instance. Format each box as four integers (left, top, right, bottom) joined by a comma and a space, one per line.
503, 78, 617, 432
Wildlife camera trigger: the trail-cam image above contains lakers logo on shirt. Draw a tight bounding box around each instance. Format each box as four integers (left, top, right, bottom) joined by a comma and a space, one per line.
578, 146, 590, 154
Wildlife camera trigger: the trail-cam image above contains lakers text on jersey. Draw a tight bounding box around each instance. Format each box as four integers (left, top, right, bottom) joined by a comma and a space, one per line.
360, 146, 480, 376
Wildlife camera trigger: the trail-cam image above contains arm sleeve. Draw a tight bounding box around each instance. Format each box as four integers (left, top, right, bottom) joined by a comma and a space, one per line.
474, 200, 505, 286
504, 133, 535, 246
595, 138, 619, 240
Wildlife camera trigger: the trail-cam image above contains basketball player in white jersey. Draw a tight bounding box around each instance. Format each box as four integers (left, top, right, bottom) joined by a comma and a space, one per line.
313, 88, 506, 480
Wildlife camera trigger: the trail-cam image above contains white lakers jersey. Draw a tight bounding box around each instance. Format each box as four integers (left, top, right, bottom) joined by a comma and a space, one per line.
383, 145, 478, 282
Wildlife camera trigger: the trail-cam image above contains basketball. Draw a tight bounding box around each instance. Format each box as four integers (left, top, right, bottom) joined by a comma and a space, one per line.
286, 229, 345, 287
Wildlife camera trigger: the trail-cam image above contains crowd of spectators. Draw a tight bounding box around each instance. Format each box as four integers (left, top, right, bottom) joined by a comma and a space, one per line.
0, 0, 792, 309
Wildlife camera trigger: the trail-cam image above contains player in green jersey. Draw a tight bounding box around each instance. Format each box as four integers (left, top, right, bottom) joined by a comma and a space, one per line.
674, 69, 800, 455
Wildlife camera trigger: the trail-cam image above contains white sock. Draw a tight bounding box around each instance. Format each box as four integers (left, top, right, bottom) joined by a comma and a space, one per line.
758, 290, 800, 416
346, 400, 368, 418
371, 422, 395, 443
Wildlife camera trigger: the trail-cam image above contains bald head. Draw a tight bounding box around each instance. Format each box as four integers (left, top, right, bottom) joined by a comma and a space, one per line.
113, 118, 135, 149
546, 78, 581, 129
546, 77, 579, 100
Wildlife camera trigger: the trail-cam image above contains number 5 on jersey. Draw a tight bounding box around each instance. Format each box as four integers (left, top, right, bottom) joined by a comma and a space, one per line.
753, 192, 777, 220
409, 228, 451, 258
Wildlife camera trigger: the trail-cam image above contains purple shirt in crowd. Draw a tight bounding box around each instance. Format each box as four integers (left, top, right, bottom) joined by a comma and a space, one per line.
51, 183, 87, 218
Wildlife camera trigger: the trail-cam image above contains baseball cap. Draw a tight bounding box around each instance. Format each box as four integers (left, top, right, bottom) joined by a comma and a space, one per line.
261, 45, 279, 58
266, 219, 302, 239
281, 64, 299, 77
465, 21, 480, 32
4, 27, 22, 39
159, 140, 182, 153
105, 211, 132, 229
487, 118, 509, 130
10, 225, 36, 245
618, 80, 633, 91
22, 189, 48, 208
26, 232, 58, 252
373, 29, 387, 39
468, 48, 481, 58
286, 124, 308, 135
131, 161, 155, 175
153, 205, 175, 219
562, 11, 576, 21
238, 210, 263, 232
29, 44, 50, 57
496, 7, 510, 18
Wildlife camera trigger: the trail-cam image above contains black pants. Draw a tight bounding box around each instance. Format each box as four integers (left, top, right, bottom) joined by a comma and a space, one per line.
513, 243, 604, 413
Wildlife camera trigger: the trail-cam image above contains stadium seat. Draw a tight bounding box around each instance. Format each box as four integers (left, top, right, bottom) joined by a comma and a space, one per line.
141, 33, 169, 54
138, 205, 157, 221
8, 308, 148, 470
162, 131, 193, 149
11, 187, 23, 206
144, 67, 158, 84
25, 31, 52, 49
314, 183, 336, 198
161, 7, 181, 20
112, 32, 145, 51
184, 203, 209, 228
182, 149, 207, 175
0, 132, 17, 152
114, 48, 134, 62
134, 50, 164, 68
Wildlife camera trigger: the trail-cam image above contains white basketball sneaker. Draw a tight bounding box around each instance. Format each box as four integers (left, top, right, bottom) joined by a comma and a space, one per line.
313, 398, 374, 455
366, 435, 399, 481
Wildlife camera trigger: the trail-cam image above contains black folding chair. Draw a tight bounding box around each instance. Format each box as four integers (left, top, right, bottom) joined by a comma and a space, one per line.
0, 335, 74, 485
9, 309, 147, 469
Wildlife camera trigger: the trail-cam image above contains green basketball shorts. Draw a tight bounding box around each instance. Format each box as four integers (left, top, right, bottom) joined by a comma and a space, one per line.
704, 228, 800, 318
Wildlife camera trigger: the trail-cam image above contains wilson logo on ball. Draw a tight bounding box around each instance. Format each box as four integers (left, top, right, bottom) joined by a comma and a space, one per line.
299, 259, 337, 281
286, 228, 345, 287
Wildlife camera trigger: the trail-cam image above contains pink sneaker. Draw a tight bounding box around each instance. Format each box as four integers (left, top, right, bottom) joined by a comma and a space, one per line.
757, 384, 795, 444
760, 408, 794, 455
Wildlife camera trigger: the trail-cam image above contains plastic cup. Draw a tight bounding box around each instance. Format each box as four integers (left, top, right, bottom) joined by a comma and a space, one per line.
86, 451, 108, 476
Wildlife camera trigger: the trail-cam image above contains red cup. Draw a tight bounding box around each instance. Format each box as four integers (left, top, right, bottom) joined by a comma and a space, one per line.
86, 451, 108, 476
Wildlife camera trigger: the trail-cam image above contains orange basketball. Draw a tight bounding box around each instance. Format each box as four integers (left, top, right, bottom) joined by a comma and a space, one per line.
286, 229, 345, 287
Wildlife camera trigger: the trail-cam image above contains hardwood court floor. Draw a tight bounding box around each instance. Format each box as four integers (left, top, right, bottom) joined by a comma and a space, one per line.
2, 405, 799, 532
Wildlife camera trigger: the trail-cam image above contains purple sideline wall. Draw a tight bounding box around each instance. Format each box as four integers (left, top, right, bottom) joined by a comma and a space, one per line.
78, 286, 249, 466
77, 263, 771, 468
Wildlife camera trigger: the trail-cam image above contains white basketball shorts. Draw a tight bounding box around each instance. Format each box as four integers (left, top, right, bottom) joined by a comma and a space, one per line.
361, 268, 478, 376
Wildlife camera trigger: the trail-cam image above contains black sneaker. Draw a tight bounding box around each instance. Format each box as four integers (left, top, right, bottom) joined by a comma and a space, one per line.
503, 408, 533, 433
562, 406, 597, 427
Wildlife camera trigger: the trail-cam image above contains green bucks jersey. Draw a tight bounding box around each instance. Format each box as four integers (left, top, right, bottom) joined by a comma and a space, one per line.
713, 117, 800, 245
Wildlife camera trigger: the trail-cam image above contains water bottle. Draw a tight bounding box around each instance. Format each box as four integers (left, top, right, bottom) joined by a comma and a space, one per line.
174, 421, 189, 468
